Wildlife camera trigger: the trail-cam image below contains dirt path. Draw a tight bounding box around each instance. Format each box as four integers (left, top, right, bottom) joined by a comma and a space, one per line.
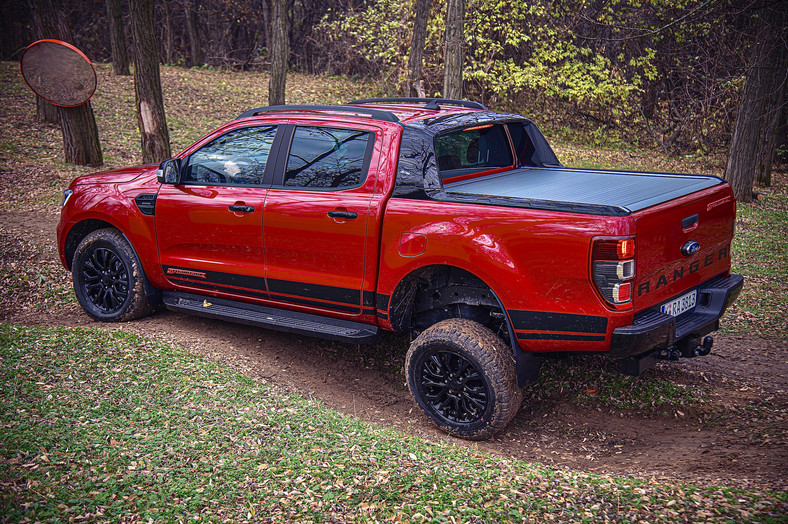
2, 210, 786, 491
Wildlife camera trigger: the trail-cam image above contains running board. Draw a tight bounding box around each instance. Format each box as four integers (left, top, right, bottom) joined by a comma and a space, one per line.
162, 291, 379, 344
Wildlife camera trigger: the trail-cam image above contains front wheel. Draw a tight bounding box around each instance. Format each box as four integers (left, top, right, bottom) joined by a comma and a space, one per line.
405, 319, 522, 440
72, 229, 152, 322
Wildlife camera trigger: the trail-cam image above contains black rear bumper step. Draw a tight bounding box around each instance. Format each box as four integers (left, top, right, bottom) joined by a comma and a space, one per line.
611, 274, 743, 359
163, 291, 378, 344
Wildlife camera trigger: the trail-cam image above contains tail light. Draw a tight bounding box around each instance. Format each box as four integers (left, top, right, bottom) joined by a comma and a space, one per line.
592, 237, 635, 306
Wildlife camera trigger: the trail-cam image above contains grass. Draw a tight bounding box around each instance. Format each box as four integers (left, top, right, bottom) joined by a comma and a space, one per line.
725, 180, 788, 337
0, 233, 76, 319
525, 356, 706, 413
1, 324, 784, 522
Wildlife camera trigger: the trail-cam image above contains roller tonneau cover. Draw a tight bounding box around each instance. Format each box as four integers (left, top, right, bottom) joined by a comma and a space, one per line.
443, 167, 723, 214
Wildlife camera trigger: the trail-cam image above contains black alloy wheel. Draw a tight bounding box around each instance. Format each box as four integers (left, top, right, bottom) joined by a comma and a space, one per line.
72, 229, 153, 322
79, 246, 130, 313
415, 349, 490, 425
406, 318, 522, 440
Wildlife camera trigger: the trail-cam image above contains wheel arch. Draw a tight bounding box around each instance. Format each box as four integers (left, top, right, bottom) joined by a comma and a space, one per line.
386, 264, 506, 333
65, 220, 162, 307
387, 263, 540, 388
63, 218, 116, 270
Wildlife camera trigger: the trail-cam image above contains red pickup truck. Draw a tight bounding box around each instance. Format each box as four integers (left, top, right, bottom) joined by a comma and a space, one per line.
57, 98, 743, 439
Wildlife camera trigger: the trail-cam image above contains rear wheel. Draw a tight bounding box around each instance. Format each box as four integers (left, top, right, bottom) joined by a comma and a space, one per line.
405, 318, 522, 440
72, 229, 152, 322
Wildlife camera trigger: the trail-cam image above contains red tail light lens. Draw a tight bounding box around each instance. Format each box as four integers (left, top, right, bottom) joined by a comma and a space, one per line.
593, 238, 636, 261
592, 237, 635, 306
618, 238, 635, 259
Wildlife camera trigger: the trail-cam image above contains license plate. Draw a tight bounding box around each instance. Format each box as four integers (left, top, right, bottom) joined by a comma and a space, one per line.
660, 289, 697, 317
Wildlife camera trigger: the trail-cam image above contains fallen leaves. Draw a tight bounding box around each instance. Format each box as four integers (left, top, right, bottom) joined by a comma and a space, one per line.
1, 324, 785, 523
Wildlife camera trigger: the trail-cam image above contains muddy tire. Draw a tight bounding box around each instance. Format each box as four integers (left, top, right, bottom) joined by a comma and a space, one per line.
72, 229, 152, 322
405, 318, 522, 440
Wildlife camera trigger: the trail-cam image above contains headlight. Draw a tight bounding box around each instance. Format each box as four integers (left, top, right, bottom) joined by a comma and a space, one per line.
61, 189, 73, 207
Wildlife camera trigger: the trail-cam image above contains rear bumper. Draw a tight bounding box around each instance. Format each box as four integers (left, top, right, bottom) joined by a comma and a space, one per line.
610, 274, 743, 359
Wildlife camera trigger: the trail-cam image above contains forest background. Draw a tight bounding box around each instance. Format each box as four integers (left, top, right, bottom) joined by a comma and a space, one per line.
2, 0, 786, 200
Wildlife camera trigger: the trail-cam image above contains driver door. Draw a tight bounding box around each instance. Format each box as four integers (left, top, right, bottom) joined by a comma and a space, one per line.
155, 125, 279, 299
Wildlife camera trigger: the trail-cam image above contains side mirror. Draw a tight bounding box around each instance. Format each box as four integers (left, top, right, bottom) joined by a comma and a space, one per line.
157, 158, 182, 185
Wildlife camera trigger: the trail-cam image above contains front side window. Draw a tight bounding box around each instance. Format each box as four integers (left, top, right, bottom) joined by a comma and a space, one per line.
184, 125, 277, 186
435, 124, 513, 178
284, 126, 373, 189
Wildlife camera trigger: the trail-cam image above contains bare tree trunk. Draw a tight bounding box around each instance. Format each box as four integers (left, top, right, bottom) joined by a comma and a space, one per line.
60, 102, 104, 166
406, 0, 430, 97
129, 0, 171, 162
724, 3, 787, 202
106, 0, 130, 75
268, 0, 290, 106
442, 0, 464, 99
28, 0, 72, 124
161, 1, 172, 64
35, 97, 60, 124
755, 36, 787, 187
184, 0, 204, 67
260, 0, 271, 53
28, 0, 103, 165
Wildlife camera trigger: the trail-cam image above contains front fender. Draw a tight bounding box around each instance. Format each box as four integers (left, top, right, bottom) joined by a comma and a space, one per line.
58, 180, 165, 288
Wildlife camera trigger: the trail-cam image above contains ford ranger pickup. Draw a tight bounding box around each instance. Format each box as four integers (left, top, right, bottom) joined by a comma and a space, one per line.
57, 98, 743, 439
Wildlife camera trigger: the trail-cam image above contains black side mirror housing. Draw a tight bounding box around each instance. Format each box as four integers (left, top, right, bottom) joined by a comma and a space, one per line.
157, 158, 182, 185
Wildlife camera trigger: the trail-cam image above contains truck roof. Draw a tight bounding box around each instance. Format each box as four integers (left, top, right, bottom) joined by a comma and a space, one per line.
236, 98, 487, 126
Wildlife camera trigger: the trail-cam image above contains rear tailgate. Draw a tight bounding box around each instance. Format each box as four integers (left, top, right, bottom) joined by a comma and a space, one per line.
632, 183, 736, 311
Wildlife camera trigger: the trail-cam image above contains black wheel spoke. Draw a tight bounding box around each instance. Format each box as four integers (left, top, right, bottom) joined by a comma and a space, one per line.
83, 259, 100, 275
465, 394, 486, 411
456, 358, 470, 377
422, 378, 445, 389
97, 248, 109, 270
107, 289, 121, 309
424, 392, 443, 402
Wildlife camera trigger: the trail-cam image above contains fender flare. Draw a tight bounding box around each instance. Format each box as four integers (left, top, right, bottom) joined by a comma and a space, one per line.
489, 287, 540, 388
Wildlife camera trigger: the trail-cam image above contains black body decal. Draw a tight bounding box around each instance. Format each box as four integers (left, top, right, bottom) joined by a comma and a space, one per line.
164, 265, 379, 314
517, 333, 606, 342
508, 310, 608, 334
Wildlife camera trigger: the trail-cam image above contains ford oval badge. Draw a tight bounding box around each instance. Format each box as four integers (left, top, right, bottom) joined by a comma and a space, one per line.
682, 240, 701, 256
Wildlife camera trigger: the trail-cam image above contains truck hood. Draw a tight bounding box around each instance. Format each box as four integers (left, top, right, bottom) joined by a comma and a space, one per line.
443, 167, 723, 214
71, 164, 159, 187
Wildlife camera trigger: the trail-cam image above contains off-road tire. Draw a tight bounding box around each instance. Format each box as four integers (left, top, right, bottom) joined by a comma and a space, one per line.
405, 318, 522, 440
72, 228, 152, 322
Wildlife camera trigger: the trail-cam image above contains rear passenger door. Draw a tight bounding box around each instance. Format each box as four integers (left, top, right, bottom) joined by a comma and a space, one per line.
263, 124, 377, 316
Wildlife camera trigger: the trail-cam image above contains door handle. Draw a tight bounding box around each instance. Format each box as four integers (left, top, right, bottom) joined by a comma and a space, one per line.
229, 205, 254, 213
327, 211, 358, 220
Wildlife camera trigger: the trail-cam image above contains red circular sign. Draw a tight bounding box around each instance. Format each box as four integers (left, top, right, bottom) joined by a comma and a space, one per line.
20, 39, 97, 107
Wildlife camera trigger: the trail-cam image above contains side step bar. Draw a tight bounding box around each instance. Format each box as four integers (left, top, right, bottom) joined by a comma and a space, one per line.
162, 291, 379, 344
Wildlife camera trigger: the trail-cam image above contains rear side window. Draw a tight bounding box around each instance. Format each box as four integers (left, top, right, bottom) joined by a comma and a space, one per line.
284, 126, 373, 189
507, 122, 537, 167
435, 124, 513, 178
184, 125, 276, 186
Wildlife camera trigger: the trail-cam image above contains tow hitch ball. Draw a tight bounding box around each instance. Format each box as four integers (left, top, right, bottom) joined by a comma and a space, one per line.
694, 336, 714, 357
659, 335, 713, 360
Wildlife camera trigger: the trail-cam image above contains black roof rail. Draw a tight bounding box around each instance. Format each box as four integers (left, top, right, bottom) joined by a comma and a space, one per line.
348, 97, 487, 111
236, 104, 399, 122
